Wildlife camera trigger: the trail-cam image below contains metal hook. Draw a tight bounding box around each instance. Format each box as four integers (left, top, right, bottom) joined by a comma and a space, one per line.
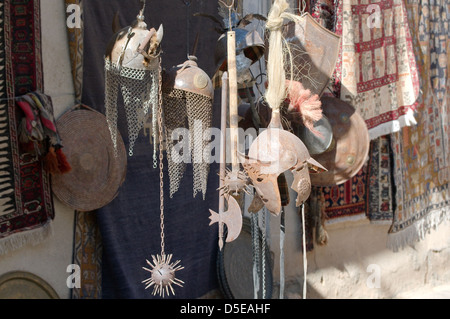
180, 0, 193, 58
137, 0, 146, 21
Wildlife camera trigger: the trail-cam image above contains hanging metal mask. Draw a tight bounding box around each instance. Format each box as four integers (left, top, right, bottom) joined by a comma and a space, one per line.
162, 56, 214, 199
104, 9, 164, 156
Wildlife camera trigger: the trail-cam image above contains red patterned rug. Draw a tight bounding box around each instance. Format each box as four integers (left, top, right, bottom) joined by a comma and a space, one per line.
333, 0, 420, 140
0, 0, 55, 255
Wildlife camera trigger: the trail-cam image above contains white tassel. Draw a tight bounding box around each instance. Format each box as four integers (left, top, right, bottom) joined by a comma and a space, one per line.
264, 0, 303, 112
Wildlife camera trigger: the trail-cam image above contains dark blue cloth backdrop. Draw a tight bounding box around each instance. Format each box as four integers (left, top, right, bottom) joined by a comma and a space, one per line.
81, 0, 222, 299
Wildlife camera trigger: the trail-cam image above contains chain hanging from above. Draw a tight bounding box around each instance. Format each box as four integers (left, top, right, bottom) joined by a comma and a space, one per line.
142, 60, 184, 298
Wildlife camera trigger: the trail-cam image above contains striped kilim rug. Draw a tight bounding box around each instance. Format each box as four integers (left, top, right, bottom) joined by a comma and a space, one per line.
0, 0, 55, 255
387, 0, 450, 251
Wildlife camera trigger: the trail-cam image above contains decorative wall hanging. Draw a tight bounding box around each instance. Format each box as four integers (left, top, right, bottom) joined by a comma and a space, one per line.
0, 0, 55, 255
51, 105, 127, 212
388, 0, 449, 251
162, 56, 214, 199
332, 0, 420, 140
104, 0, 163, 157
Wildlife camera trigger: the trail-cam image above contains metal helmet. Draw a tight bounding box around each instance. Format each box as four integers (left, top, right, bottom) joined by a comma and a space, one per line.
105, 14, 164, 71
104, 7, 163, 157
239, 113, 326, 215
162, 56, 214, 199
163, 56, 213, 99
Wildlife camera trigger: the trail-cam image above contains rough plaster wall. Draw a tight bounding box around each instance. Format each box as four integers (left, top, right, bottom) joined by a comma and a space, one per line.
0, 1, 75, 299
268, 171, 450, 299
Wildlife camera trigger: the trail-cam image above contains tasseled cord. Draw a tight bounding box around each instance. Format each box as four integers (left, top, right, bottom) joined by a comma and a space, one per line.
264, 0, 304, 113
43, 145, 71, 175
286, 80, 323, 136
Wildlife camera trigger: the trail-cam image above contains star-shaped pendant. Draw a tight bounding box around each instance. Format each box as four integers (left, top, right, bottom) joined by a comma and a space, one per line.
142, 253, 184, 297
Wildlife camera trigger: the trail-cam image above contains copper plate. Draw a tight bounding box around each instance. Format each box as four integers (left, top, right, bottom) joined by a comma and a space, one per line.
0, 271, 59, 299
310, 97, 369, 186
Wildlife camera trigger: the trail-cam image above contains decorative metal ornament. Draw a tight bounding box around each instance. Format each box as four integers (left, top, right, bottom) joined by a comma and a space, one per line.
104, 2, 163, 156
219, 168, 250, 196
142, 254, 184, 297
142, 59, 183, 298
162, 56, 214, 199
209, 194, 243, 249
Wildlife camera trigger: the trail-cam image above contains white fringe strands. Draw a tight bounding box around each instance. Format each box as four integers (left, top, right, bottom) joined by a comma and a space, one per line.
0, 221, 53, 256
387, 205, 450, 252
264, 0, 304, 113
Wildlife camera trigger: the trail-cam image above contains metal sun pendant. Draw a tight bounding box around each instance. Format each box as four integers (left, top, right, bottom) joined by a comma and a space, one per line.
142, 253, 184, 297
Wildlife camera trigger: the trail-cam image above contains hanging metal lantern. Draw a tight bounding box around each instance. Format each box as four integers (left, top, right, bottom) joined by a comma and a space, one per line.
104, 4, 164, 157
162, 56, 214, 199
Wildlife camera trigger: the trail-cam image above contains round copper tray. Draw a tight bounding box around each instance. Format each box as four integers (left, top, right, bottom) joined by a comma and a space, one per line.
310, 97, 369, 186
0, 271, 59, 299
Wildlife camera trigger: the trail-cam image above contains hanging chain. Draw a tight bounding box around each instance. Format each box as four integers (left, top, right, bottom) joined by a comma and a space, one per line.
261, 208, 267, 298
251, 211, 261, 299
157, 57, 165, 257
139, 0, 146, 18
